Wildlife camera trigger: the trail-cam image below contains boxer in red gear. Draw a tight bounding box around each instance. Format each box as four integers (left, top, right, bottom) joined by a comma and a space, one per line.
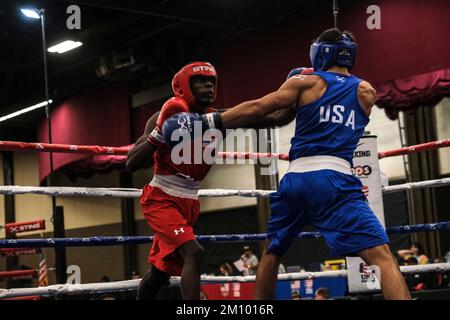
127, 62, 218, 300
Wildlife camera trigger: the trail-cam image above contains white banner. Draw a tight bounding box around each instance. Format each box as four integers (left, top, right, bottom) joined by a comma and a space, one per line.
347, 135, 384, 293
346, 258, 381, 293
351, 135, 385, 226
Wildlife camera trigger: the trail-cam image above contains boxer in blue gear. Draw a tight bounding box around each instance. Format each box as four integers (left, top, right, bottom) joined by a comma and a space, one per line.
175, 28, 411, 300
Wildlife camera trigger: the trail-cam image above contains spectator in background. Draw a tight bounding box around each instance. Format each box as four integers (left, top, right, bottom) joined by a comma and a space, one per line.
131, 271, 141, 280
241, 246, 259, 276
445, 251, 450, 263
314, 287, 331, 300
100, 275, 113, 282
398, 242, 429, 265
291, 291, 301, 300
219, 263, 233, 276
405, 256, 419, 265
218, 263, 234, 298
434, 257, 446, 263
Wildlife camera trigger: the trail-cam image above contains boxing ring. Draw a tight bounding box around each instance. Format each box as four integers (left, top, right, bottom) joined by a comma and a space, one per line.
0, 139, 450, 299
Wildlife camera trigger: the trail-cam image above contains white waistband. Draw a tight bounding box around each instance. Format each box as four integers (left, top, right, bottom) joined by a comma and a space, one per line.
288, 156, 352, 175
149, 175, 201, 200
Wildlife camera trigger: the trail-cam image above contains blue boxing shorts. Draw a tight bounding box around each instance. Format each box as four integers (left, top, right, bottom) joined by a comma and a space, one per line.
267, 170, 389, 257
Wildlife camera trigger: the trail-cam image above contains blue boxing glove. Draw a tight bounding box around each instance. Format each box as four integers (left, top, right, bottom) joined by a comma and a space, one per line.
286, 67, 314, 79
162, 112, 223, 149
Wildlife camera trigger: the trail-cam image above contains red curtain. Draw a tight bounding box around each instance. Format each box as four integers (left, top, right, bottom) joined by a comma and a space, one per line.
37, 82, 130, 184
216, 0, 450, 114
62, 101, 164, 181
375, 68, 450, 119
62, 152, 129, 181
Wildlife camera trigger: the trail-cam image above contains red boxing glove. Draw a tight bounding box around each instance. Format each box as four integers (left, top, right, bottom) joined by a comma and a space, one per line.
301, 67, 314, 74
286, 67, 314, 79
147, 97, 190, 147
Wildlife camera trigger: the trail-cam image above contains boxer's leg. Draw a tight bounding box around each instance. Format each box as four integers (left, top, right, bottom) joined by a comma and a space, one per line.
255, 173, 308, 300
359, 244, 411, 300
312, 171, 411, 300
255, 241, 281, 300
136, 265, 170, 300
177, 240, 205, 300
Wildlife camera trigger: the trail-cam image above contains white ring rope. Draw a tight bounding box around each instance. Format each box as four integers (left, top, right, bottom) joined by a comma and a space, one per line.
0, 186, 142, 198
382, 178, 450, 193
0, 186, 272, 198
199, 189, 273, 198
1, 178, 449, 199
1, 263, 449, 299
0, 279, 141, 299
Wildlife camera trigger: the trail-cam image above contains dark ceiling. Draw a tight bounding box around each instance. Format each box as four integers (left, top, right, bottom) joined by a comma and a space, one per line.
0, 0, 333, 141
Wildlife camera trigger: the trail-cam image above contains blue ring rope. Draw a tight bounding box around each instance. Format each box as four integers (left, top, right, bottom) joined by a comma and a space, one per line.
0, 221, 449, 248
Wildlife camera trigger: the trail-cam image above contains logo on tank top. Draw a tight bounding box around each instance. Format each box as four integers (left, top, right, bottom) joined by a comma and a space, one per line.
319, 105, 355, 130
336, 76, 346, 82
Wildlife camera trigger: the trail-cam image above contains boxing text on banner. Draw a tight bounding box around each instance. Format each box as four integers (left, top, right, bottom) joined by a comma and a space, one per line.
347, 135, 384, 293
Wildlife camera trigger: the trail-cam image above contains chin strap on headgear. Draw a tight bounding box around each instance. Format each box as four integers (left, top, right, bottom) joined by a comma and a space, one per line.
309, 33, 357, 71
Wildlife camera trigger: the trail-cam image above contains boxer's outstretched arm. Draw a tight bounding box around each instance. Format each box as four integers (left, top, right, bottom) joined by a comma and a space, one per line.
221, 76, 314, 129
248, 107, 296, 128
217, 107, 295, 128
126, 112, 160, 172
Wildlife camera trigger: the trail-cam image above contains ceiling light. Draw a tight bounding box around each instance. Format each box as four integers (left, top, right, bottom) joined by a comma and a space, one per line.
20, 8, 41, 19
0, 100, 52, 123
48, 40, 83, 54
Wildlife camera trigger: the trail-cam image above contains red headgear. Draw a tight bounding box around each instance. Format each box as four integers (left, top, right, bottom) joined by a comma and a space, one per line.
171, 62, 217, 106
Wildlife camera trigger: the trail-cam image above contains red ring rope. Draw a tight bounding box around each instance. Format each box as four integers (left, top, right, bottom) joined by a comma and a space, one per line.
0, 139, 449, 160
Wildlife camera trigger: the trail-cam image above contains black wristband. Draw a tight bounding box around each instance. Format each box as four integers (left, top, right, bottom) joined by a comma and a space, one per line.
202, 112, 224, 131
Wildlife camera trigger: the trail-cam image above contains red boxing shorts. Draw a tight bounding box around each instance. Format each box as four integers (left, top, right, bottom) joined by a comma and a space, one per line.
141, 184, 200, 276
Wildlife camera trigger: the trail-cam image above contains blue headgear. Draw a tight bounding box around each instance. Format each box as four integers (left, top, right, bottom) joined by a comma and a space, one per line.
310, 33, 357, 71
